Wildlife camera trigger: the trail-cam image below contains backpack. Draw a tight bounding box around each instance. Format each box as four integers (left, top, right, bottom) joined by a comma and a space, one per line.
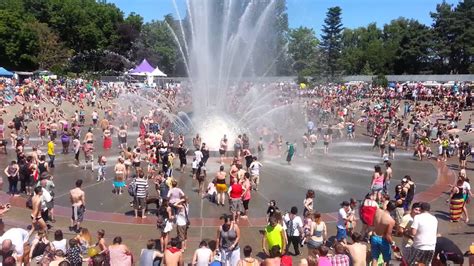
32, 239, 48, 258
156, 214, 166, 230
128, 180, 137, 197
285, 215, 295, 236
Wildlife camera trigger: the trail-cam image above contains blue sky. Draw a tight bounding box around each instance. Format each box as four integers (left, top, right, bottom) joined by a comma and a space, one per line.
108, 0, 460, 35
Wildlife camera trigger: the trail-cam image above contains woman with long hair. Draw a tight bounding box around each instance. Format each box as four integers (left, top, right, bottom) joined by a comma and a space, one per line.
75, 228, 92, 254
240, 173, 252, 217
460, 176, 472, 223
448, 178, 465, 222
108, 236, 132, 266
216, 214, 240, 266
306, 212, 327, 253
157, 199, 173, 252
370, 165, 384, 200
303, 190, 315, 217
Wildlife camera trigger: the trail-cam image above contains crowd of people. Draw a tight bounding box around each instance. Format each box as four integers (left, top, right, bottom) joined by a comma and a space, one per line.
0, 75, 472, 265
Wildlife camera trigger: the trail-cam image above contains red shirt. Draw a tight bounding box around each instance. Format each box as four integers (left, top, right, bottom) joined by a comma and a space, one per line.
229, 183, 243, 199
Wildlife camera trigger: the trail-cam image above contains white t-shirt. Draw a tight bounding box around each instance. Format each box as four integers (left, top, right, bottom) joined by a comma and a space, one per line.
0, 228, 29, 256
411, 212, 438, 250
192, 160, 198, 169
337, 208, 348, 229
249, 162, 262, 176
176, 205, 189, 226
283, 214, 303, 236
195, 247, 212, 266
41, 187, 52, 210
207, 183, 216, 195
73, 139, 81, 153
194, 150, 203, 163
52, 239, 67, 254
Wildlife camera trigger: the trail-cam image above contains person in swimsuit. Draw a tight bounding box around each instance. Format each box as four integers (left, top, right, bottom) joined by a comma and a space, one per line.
114, 158, 126, 195
69, 179, 85, 233
371, 165, 385, 201
219, 136, 228, 165
215, 165, 227, 206
31, 186, 47, 234
118, 125, 128, 150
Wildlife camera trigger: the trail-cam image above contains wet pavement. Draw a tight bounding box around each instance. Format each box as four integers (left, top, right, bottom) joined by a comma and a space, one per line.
0, 102, 472, 264
0, 131, 437, 221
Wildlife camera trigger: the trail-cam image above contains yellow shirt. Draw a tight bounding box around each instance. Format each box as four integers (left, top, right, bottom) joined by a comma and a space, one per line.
47, 141, 55, 155
265, 223, 283, 251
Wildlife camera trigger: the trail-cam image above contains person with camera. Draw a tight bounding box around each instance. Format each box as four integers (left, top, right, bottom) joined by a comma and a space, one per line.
175, 196, 190, 250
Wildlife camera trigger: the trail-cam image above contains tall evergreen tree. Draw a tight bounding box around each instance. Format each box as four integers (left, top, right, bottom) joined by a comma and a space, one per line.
319, 6, 343, 79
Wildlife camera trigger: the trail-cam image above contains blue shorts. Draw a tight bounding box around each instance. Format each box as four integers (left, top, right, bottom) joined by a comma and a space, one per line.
336, 227, 347, 241
370, 235, 391, 262
113, 181, 126, 188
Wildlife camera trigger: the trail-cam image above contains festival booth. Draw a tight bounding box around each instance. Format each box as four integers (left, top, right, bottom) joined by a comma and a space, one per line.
0, 67, 14, 77
127, 59, 167, 86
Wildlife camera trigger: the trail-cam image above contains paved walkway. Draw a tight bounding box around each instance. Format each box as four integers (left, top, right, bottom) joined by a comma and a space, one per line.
0, 101, 473, 264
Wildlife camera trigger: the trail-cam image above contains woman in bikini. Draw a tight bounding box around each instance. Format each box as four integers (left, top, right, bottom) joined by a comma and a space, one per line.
114, 158, 126, 195
215, 165, 227, 206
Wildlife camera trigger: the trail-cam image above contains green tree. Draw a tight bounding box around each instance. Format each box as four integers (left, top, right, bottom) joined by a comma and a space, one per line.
382, 18, 433, 74
341, 23, 386, 75
320, 6, 344, 79
112, 12, 144, 55
273, 0, 292, 76
29, 21, 72, 70
0, 10, 38, 70
430, 2, 453, 73
288, 26, 319, 76
431, 0, 473, 73
132, 19, 177, 75
46, 0, 124, 53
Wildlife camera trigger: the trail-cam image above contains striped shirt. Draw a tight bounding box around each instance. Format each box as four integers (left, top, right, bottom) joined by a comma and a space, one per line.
135, 178, 149, 198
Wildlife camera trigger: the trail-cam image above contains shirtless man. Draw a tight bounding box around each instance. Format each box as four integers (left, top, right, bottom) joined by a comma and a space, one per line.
83, 128, 94, 143
69, 179, 85, 233
370, 201, 396, 266
30, 186, 47, 234
163, 238, 183, 266
82, 141, 94, 171
49, 120, 58, 142
28, 146, 40, 164
383, 161, 393, 195
309, 132, 317, 155
342, 232, 367, 266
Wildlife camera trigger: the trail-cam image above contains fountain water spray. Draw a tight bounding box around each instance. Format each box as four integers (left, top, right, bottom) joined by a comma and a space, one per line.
169, 0, 301, 149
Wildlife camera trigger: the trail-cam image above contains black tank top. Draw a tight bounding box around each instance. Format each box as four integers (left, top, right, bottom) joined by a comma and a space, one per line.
38, 162, 47, 174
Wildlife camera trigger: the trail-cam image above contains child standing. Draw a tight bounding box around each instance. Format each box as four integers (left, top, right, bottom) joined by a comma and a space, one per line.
191, 157, 198, 177
301, 211, 313, 246
97, 155, 107, 182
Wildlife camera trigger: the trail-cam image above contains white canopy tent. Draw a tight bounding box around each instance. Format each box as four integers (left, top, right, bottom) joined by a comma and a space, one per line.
150, 67, 167, 77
